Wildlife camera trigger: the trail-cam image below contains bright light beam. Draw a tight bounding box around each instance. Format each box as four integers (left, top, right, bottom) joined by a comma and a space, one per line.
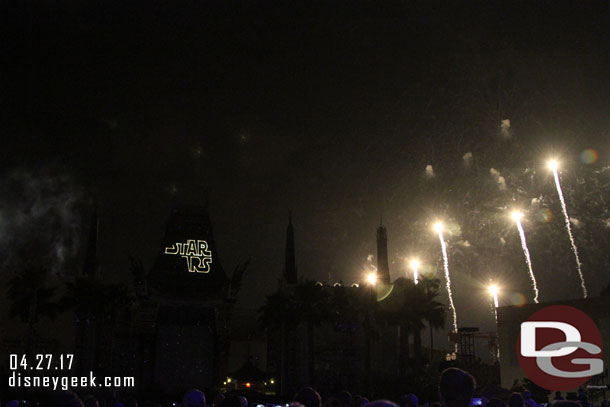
435, 222, 458, 333
549, 160, 588, 298
488, 285, 499, 323
512, 212, 539, 303
488, 284, 501, 360
367, 273, 377, 286
410, 259, 420, 285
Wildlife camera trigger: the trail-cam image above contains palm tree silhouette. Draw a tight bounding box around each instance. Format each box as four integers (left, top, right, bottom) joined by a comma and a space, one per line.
61, 276, 132, 373
293, 280, 330, 384
380, 276, 446, 380
7, 264, 59, 354
259, 290, 297, 395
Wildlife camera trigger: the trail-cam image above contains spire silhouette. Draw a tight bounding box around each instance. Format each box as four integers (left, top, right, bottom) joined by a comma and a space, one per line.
376, 221, 390, 284
283, 212, 297, 284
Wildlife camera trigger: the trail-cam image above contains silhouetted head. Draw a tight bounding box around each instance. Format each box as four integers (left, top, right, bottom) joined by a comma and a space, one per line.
83, 395, 99, 407
439, 368, 476, 407
485, 398, 506, 407
364, 401, 400, 407
125, 398, 138, 407
183, 389, 206, 407
41, 391, 84, 407
295, 387, 322, 407
551, 402, 580, 407
337, 391, 353, 407
353, 396, 369, 407
508, 393, 524, 407
400, 394, 418, 407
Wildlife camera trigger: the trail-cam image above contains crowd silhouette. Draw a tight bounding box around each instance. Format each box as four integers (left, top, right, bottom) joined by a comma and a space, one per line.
4, 368, 607, 407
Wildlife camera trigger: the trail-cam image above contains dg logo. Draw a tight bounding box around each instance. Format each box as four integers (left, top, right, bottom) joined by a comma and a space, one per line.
517, 305, 603, 391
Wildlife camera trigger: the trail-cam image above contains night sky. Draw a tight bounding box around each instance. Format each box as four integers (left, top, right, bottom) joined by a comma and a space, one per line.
2, 1, 610, 337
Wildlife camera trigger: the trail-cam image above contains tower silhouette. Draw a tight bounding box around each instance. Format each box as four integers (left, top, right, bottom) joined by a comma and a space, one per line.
283, 211, 297, 285
376, 220, 390, 284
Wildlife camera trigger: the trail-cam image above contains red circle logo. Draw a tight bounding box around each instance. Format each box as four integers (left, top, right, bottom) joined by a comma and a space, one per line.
517, 305, 603, 391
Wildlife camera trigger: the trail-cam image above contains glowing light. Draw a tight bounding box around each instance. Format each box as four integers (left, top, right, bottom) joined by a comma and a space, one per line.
549, 163, 588, 298
511, 211, 523, 221
435, 224, 457, 335
367, 273, 377, 286
227, 378, 231, 383
512, 214, 539, 303
548, 159, 559, 171
245, 382, 251, 388
270, 379, 275, 384
489, 285, 499, 323
409, 259, 420, 285
165, 239, 212, 273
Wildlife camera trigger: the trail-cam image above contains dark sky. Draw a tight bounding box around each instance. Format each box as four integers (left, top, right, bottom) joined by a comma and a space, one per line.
2, 0, 610, 337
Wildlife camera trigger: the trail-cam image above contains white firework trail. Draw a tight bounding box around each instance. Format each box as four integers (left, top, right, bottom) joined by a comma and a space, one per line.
513, 214, 539, 303
435, 225, 458, 333
551, 166, 588, 298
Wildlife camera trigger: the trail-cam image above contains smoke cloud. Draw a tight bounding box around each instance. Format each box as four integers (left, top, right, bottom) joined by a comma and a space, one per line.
489, 168, 507, 190
462, 152, 473, 166
0, 170, 84, 275
500, 119, 511, 139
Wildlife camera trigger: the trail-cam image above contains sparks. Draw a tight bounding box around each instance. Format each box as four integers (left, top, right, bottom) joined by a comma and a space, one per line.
512, 212, 539, 303
435, 223, 457, 333
488, 285, 499, 323
488, 284, 500, 360
549, 161, 588, 298
409, 259, 420, 285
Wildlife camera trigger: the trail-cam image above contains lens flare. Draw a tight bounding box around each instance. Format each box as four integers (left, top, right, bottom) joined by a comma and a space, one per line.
512, 213, 539, 303
367, 273, 377, 286
510, 292, 526, 307
535, 208, 553, 223
580, 149, 599, 164
548, 159, 559, 171
549, 164, 588, 298
433, 222, 443, 233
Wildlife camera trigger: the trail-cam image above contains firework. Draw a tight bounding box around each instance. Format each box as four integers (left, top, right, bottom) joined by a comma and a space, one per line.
512, 211, 539, 303
434, 222, 458, 333
488, 284, 499, 323
548, 160, 588, 298
410, 259, 420, 285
